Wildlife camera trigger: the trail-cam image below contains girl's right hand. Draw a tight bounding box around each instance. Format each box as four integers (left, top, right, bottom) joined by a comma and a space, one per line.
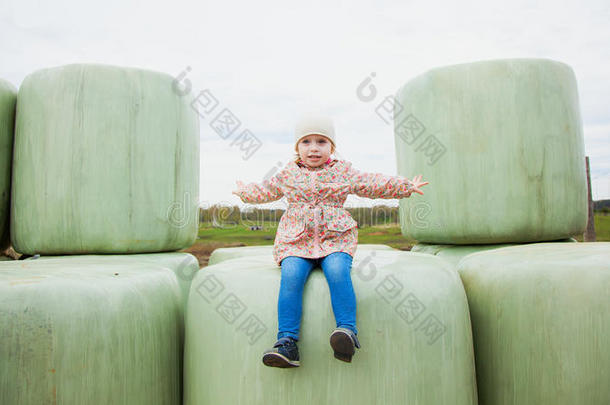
231, 180, 246, 196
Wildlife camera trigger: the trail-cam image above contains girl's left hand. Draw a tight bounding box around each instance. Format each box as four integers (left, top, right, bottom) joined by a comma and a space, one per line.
409, 175, 429, 195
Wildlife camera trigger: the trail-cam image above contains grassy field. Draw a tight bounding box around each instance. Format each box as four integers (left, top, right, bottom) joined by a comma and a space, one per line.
181, 214, 610, 267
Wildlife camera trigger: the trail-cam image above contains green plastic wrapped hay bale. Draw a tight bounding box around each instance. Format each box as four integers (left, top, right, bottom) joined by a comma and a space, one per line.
0, 79, 16, 251
394, 58, 587, 244
0, 253, 197, 404
412, 238, 577, 266
208, 244, 397, 266
11, 63, 199, 254
184, 249, 478, 405
457, 242, 610, 405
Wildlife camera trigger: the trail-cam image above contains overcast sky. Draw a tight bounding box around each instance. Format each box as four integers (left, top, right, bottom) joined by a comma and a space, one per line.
1, 0, 609, 208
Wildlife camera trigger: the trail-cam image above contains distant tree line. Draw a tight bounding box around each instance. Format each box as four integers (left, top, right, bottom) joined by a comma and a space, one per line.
593, 199, 610, 214
198, 205, 403, 228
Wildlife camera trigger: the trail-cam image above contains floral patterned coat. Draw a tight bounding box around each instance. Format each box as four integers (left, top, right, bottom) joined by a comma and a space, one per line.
233, 158, 416, 267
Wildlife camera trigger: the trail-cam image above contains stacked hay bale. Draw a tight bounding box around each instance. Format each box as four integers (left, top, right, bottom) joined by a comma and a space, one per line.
184, 249, 479, 405
458, 242, 609, 404
0, 64, 200, 405
12, 64, 199, 253
0, 255, 198, 404
395, 58, 587, 247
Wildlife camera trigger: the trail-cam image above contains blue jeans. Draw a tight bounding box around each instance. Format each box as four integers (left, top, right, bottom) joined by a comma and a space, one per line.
277, 252, 358, 341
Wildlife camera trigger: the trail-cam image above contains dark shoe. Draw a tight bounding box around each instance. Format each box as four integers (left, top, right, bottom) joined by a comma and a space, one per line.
262, 337, 300, 368
329, 327, 361, 363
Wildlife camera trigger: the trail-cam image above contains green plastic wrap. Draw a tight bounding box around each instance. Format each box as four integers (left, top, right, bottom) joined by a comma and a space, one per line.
394, 58, 587, 244
411, 243, 521, 266
457, 242, 610, 404
207, 244, 397, 266
0, 253, 198, 404
11, 63, 199, 254
36, 252, 200, 308
184, 249, 478, 405
0, 79, 16, 251
412, 238, 577, 266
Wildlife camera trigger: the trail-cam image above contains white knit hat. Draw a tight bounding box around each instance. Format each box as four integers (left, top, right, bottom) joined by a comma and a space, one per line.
294, 113, 336, 152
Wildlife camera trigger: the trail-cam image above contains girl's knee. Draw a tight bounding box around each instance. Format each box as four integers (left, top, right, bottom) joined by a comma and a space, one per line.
323, 264, 353, 284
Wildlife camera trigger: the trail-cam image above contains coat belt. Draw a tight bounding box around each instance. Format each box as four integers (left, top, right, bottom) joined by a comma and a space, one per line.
288, 202, 343, 209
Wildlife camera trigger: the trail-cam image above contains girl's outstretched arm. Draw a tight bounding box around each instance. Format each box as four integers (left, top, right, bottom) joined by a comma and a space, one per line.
231, 171, 285, 204
346, 162, 421, 199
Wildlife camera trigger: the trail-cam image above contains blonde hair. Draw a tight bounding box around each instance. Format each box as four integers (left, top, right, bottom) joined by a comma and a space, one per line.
293, 138, 336, 163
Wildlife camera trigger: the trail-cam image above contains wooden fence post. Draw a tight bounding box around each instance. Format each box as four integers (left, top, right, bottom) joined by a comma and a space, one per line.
584, 156, 596, 242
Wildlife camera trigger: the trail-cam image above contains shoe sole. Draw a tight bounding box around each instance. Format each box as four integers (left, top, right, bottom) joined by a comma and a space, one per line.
329, 330, 355, 363
262, 352, 300, 368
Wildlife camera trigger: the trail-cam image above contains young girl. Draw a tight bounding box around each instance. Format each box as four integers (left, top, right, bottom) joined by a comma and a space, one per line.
231, 113, 428, 368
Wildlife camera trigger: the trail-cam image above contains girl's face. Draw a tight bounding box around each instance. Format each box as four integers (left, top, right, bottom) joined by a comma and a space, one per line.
297, 134, 333, 167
